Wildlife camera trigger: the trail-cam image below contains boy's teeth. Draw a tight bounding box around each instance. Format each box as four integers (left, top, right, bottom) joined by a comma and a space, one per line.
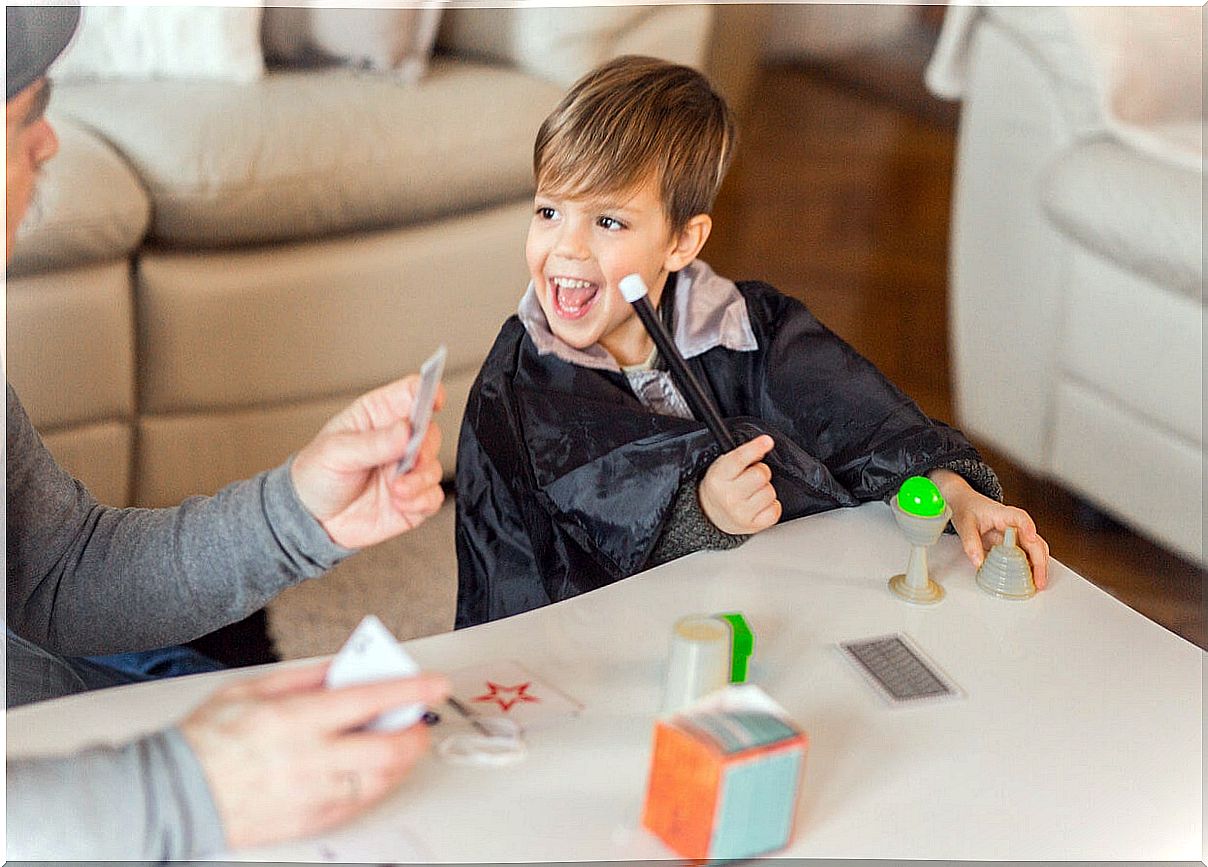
552, 277, 598, 312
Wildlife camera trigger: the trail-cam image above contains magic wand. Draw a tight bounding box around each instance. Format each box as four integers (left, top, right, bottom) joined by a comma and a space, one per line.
619, 273, 737, 452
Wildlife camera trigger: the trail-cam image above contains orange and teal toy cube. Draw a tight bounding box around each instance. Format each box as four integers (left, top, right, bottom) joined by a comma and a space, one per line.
642, 701, 807, 862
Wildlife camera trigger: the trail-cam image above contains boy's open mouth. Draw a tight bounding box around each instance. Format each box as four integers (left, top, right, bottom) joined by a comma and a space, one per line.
549, 276, 600, 320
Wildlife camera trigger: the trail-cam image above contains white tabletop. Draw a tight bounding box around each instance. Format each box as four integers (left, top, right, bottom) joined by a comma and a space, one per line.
8, 503, 1203, 861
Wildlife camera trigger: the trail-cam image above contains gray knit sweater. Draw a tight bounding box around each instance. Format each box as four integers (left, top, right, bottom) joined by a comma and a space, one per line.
5, 382, 351, 860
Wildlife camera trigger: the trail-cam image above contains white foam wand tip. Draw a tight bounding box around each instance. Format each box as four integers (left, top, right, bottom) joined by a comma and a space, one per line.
619, 273, 649, 303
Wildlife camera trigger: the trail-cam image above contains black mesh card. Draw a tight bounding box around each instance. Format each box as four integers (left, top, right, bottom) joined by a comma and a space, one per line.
839, 634, 961, 705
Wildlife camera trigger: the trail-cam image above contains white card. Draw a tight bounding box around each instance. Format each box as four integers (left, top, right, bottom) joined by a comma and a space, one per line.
447, 660, 583, 731
396, 344, 446, 475
325, 615, 424, 731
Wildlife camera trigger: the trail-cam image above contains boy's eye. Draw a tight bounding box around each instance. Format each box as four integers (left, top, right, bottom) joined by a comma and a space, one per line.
536, 206, 559, 220
597, 216, 625, 231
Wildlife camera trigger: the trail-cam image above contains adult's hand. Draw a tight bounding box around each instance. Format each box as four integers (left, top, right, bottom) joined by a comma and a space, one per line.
291, 375, 446, 549
180, 661, 450, 851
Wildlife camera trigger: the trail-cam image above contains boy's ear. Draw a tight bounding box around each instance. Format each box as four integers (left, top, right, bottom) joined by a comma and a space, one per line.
664, 214, 712, 272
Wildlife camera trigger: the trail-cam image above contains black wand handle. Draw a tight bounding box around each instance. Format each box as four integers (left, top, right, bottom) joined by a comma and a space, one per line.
623, 277, 737, 453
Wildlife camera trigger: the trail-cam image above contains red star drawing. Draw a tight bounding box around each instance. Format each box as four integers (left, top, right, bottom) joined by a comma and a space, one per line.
472, 681, 541, 712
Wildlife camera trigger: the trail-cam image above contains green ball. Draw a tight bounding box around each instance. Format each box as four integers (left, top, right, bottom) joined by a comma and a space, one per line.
897, 476, 945, 517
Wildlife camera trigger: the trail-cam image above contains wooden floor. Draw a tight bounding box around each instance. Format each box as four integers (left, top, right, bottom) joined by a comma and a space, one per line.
707, 63, 1205, 649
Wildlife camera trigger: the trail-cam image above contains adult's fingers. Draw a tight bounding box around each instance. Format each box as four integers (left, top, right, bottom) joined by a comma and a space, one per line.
327, 419, 415, 474
282, 729, 430, 842
285, 673, 450, 733
382, 374, 445, 418
318, 743, 428, 827
319, 375, 419, 437
329, 726, 431, 787
395, 485, 446, 526
309, 728, 430, 835
392, 456, 443, 501
418, 420, 443, 464
392, 426, 443, 491
714, 435, 775, 481
366, 374, 423, 423
220, 660, 332, 701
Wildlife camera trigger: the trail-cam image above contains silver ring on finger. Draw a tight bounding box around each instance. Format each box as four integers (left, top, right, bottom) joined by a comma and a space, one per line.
336, 770, 361, 804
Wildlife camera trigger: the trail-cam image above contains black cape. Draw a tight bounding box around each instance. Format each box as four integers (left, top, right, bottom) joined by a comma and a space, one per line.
455, 278, 984, 627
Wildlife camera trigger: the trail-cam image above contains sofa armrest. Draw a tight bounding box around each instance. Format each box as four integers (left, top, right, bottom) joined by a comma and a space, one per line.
926, 7, 1105, 139
942, 15, 1075, 474
1041, 139, 1203, 305
929, 6, 1203, 171
437, 5, 713, 87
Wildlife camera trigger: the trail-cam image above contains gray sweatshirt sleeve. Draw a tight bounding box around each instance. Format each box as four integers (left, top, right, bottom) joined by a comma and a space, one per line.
6, 381, 352, 654
648, 474, 748, 568
6, 727, 227, 860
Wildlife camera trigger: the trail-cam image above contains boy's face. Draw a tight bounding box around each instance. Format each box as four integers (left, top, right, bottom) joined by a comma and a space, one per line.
526, 178, 709, 366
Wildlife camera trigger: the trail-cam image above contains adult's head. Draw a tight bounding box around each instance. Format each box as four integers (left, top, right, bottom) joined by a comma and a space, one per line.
6, 5, 79, 261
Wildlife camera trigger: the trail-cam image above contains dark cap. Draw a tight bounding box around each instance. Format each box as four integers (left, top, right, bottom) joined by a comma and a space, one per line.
7, 5, 80, 102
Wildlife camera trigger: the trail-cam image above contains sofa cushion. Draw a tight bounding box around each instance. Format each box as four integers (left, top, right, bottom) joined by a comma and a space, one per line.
438, 5, 712, 87
49, 6, 265, 83
5, 261, 136, 429
41, 423, 134, 508
135, 199, 531, 415
6, 118, 151, 277
135, 368, 476, 505
1051, 379, 1203, 564
263, 5, 442, 84
49, 59, 563, 247
1041, 139, 1203, 303
1058, 248, 1202, 448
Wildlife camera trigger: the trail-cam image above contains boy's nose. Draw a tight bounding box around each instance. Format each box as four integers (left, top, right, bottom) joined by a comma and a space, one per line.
553, 222, 590, 260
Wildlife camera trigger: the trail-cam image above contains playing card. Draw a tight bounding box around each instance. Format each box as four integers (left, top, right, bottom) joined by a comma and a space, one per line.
396, 344, 446, 475
447, 660, 583, 731
838, 633, 962, 706
326, 615, 425, 731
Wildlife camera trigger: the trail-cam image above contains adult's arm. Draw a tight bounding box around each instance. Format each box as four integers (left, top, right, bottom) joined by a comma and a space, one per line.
6, 382, 350, 655
6, 728, 225, 860
7, 663, 451, 861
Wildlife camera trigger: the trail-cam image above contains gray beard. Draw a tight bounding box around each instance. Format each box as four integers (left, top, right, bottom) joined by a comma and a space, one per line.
16, 189, 48, 242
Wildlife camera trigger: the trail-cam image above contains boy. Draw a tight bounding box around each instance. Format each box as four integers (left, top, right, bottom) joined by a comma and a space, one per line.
455, 56, 1048, 627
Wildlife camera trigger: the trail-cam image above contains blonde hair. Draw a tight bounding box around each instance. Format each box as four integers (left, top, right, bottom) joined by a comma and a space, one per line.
533, 55, 736, 234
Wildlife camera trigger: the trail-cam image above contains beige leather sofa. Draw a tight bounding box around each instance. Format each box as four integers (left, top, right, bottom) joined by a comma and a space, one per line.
927, 7, 1203, 564
7, 5, 762, 510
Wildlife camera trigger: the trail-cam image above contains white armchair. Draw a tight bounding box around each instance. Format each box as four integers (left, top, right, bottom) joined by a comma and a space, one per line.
927, 6, 1203, 564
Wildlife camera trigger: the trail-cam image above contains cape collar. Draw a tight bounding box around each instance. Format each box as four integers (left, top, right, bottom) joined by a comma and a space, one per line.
517, 259, 758, 373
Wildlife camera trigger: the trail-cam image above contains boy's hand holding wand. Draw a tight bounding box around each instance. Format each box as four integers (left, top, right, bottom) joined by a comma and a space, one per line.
620, 274, 780, 535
